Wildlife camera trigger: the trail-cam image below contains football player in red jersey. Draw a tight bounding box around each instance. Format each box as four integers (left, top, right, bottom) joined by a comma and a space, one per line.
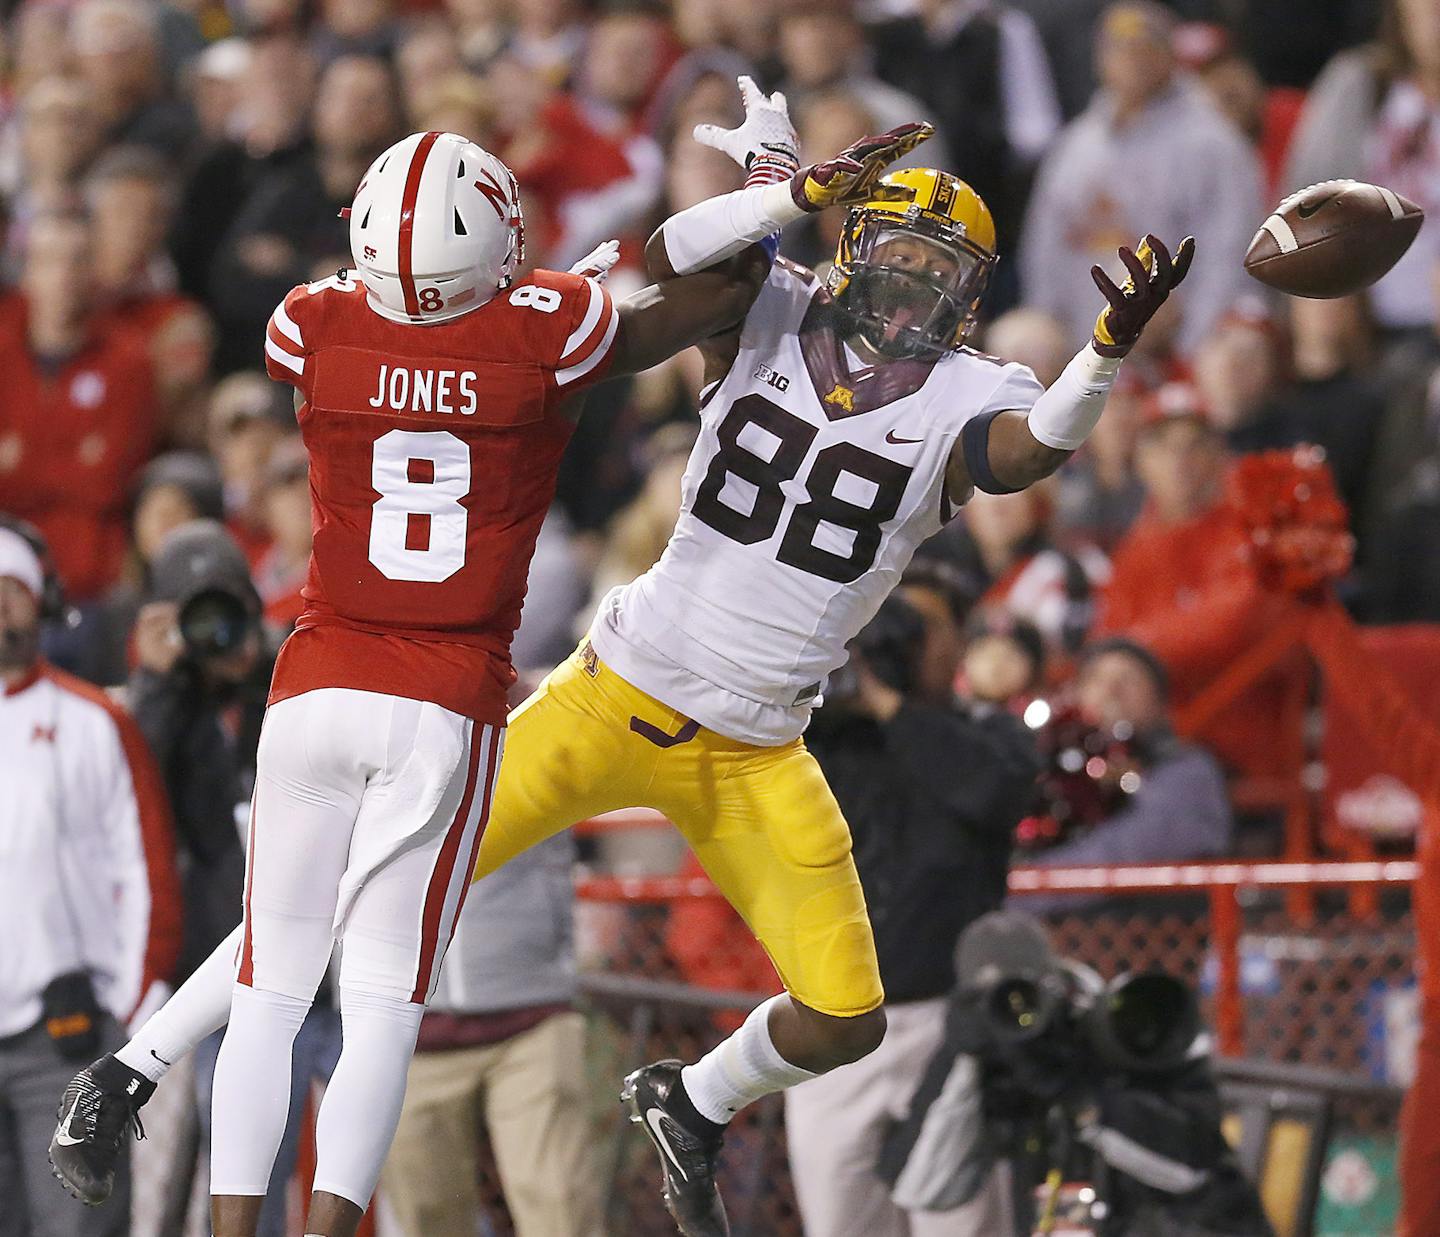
48, 123, 930, 1237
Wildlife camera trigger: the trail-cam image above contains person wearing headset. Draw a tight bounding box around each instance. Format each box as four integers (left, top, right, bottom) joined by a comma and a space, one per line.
0, 516, 182, 1237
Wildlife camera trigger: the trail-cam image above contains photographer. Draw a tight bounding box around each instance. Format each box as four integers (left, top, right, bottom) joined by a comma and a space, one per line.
786, 563, 1041, 1237
129, 519, 269, 978
882, 911, 1272, 1237
0, 516, 180, 1236
124, 519, 298, 1235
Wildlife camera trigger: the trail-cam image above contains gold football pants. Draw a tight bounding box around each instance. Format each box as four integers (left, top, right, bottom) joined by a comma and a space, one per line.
473, 643, 884, 1017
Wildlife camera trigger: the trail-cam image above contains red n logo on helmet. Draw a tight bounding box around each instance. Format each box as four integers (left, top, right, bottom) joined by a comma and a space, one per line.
474, 171, 508, 221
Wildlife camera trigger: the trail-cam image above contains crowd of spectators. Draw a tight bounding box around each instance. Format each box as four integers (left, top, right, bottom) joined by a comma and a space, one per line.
1, 0, 1438, 1228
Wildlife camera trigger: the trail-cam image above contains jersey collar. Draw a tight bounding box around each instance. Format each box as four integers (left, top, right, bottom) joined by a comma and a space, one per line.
798, 295, 938, 420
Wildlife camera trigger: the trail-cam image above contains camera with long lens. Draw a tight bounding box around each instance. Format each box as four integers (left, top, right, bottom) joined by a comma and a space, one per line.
884, 914, 1269, 1237
149, 521, 262, 667
981, 965, 1200, 1076
178, 586, 256, 660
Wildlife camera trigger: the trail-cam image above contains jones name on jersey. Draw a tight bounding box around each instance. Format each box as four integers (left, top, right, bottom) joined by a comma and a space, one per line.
592, 258, 1044, 745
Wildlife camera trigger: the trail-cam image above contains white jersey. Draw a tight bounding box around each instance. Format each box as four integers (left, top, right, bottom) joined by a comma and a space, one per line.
591, 260, 1044, 744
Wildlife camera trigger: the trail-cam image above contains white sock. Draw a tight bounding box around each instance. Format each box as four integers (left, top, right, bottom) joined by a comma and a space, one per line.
681, 995, 817, 1124
210, 984, 311, 1197
309, 987, 424, 1208
117, 925, 243, 1083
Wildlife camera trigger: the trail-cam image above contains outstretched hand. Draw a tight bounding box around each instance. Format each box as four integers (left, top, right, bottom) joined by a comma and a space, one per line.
693, 75, 799, 178
1091, 234, 1196, 357
790, 122, 934, 213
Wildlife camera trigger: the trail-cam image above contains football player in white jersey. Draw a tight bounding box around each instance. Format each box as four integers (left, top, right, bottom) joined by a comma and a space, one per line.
469, 85, 1192, 1235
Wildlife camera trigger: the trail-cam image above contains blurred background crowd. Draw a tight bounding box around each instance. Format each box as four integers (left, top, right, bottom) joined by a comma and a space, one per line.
2, 0, 1438, 1230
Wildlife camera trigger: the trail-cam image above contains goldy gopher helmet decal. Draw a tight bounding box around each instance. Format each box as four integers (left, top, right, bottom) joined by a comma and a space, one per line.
827, 167, 998, 359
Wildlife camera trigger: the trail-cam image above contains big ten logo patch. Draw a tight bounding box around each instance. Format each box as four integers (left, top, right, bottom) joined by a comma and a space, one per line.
754, 363, 790, 393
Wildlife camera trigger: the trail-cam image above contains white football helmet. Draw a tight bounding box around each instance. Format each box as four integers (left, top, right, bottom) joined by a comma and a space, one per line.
347, 131, 524, 325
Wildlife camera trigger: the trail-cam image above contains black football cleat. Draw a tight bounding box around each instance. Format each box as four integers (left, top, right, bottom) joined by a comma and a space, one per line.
622, 1060, 730, 1237
49, 1056, 153, 1205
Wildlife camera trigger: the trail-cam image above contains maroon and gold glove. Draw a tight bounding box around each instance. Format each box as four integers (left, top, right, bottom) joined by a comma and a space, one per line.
1091, 233, 1196, 357
789, 122, 934, 213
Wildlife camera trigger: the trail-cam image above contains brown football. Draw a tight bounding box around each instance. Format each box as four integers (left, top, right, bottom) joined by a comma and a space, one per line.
1244, 180, 1424, 298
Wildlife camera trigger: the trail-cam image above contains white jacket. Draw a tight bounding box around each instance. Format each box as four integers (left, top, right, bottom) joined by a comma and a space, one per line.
0, 662, 181, 1037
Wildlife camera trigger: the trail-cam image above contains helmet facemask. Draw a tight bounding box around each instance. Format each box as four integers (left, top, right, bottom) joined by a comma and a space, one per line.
831, 213, 995, 360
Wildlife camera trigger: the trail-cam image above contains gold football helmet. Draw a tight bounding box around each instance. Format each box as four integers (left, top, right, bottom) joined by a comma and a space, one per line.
826, 167, 998, 359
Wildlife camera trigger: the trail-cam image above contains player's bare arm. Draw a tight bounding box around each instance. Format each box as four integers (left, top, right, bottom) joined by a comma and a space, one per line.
948, 232, 1196, 497
604, 247, 773, 379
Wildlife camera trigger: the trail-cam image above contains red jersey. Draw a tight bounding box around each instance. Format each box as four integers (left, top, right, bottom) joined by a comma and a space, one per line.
0, 298, 159, 599
263, 267, 619, 723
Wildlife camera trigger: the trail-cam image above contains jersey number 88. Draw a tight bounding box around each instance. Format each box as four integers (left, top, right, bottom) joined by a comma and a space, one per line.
691, 394, 914, 584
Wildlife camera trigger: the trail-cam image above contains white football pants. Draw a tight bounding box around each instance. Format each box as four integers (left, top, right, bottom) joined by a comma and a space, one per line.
210, 688, 503, 1206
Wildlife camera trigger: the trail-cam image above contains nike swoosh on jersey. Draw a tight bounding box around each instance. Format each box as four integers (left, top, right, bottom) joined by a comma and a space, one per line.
54, 1097, 86, 1146
885, 430, 924, 445
646, 1108, 691, 1181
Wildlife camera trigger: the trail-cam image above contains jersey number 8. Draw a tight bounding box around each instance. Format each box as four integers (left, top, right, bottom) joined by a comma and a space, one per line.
691, 394, 914, 583
369, 429, 469, 582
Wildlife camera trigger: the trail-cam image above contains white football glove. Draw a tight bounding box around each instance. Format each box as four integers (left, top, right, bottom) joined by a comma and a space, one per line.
568, 238, 621, 283
693, 75, 799, 176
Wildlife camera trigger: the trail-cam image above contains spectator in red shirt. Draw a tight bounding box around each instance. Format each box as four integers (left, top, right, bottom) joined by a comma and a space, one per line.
509, 0, 588, 85
489, 54, 647, 268
87, 147, 216, 445
0, 211, 160, 609
1096, 383, 1298, 781
579, 5, 683, 138
1173, 21, 1306, 200
928, 485, 1108, 659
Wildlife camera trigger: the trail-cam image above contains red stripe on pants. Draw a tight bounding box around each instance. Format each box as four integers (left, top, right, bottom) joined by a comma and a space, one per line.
410, 725, 485, 1002
237, 796, 259, 986
439, 727, 503, 955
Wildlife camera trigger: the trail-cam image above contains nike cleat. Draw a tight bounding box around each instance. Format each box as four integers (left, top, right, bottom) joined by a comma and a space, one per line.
49, 1056, 153, 1205
622, 1060, 729, 1237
